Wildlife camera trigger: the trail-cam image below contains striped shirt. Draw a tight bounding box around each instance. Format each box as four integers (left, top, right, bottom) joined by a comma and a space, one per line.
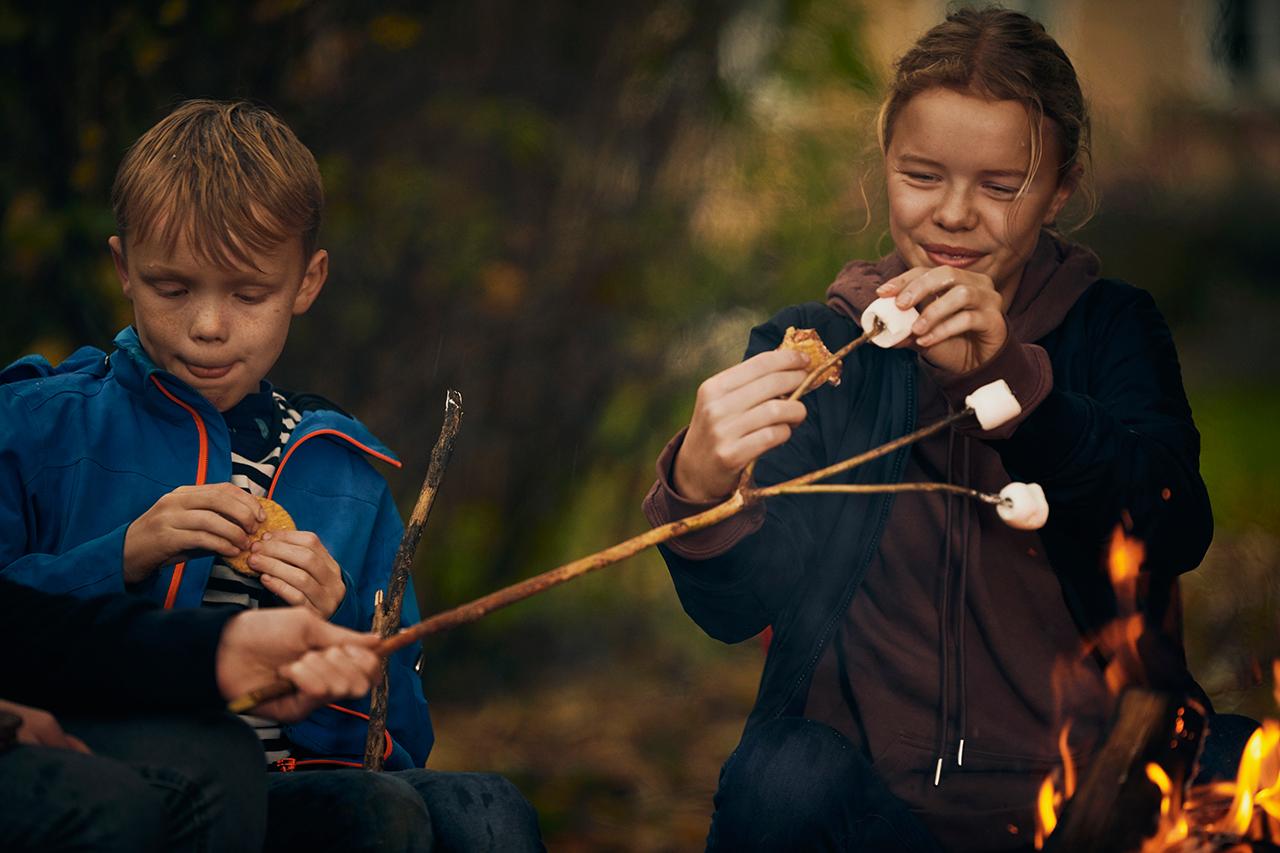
201, 387, 302, 764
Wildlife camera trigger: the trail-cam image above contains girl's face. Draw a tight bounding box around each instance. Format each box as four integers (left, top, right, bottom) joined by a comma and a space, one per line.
884, 87, 1077, 299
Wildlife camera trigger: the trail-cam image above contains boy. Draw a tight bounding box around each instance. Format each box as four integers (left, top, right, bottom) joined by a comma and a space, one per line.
0, 100, 541, 851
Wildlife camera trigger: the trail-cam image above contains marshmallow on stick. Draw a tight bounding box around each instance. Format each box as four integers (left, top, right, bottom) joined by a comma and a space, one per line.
965, 379, 1022, 430
861, 297, 919, 348
997, 482, 1049, 530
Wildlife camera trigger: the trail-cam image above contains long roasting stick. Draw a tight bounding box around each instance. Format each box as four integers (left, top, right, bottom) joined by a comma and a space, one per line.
228, 401, 979, 715
363, 390, 464, 770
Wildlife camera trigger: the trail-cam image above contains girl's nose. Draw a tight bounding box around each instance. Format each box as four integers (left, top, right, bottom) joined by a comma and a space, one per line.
932, 186, 977, 232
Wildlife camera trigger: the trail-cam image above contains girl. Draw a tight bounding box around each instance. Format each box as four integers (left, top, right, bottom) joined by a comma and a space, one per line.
643, 8, 1217, 851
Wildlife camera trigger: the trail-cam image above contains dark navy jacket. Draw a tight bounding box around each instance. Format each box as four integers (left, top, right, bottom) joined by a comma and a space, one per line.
653, 279, 1212, 734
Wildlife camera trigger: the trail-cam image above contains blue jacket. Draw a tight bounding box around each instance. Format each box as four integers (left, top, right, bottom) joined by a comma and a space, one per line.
0, 327, 433, 769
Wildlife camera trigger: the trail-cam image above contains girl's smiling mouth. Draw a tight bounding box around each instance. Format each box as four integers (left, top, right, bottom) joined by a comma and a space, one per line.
921, 243, 988, 268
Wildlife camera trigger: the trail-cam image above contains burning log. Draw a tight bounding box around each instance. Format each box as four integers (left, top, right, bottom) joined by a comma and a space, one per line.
1043, 688, 1206, 853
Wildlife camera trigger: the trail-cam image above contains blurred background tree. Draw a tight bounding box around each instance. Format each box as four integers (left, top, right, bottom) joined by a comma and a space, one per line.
3, 1, 1278, 848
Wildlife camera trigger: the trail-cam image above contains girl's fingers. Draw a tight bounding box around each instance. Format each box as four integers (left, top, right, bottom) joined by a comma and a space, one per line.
875, 266, 930, 297
917, 312, 981, 347
728, 424, 796, 470
911, 284, 982, 335
722, 398, 808, 442
711, 369, 811, 422
700, 350, 809, 400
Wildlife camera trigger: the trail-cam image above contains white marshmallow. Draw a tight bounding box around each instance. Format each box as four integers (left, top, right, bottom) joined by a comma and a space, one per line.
861, 297, 919, 348
997, 482, 1049, 530
964, 379, 1021, 430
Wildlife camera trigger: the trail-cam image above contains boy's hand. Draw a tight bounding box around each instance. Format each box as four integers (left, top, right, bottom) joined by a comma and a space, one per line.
249, 531, 347, 619
215, 608, 381, 722
0, 699, 91, 753
123, 484, 265, 583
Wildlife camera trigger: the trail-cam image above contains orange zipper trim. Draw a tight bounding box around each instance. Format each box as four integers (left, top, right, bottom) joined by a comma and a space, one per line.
266, 429, 401, 500
326, 702, 394, 760
150, 377, 209, 608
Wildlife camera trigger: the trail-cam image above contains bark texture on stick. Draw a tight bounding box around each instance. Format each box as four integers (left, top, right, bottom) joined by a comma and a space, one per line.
363, 390, 464, 770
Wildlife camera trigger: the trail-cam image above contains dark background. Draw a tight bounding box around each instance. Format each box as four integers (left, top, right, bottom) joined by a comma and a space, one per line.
3, 1, 1278, 848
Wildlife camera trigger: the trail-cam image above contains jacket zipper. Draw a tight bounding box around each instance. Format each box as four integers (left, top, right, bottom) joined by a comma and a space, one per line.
150, 376, 209, 609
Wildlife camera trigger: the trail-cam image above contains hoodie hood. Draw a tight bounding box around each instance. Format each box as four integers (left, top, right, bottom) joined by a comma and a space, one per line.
825, 231, 1101, 344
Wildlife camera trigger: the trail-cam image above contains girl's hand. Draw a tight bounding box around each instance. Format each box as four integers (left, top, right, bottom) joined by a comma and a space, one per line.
249, 531, 347, 619
673, 349, 810, 502
877, 265, 1009, 375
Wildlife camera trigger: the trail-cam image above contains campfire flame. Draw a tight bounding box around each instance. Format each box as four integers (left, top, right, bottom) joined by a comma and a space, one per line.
1034, 527, 1280, 851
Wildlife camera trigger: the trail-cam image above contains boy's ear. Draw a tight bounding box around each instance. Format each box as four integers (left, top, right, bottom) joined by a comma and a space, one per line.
1044, 162, 1083, 226
109, 236, 134, 300
291, 249, 328, 316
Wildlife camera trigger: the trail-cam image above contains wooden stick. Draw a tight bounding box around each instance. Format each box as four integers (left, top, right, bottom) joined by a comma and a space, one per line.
227, 401, 977, 714
760, 481, 1003, 504
363, 390, 464, 770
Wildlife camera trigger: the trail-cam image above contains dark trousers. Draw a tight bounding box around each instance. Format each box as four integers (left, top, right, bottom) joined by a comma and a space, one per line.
0, 712, 267, 852
265, 767, 545, 853
707, 717, 943, 852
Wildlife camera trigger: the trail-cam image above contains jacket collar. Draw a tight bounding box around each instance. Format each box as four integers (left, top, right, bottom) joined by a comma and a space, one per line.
111, 326, 399, 464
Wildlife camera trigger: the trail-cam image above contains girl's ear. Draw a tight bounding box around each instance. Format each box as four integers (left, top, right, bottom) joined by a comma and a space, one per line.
1044, 162, 1083, 225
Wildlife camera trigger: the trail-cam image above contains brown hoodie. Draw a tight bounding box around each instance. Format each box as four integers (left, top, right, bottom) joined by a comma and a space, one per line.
644, 232, 1115, 850
807, 232, 1109, 850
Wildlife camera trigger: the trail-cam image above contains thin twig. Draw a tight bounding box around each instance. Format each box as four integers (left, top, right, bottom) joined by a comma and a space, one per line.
760, 481, 1004, 504
363, 390, 464, 770
739, 321, 880, 490
227, 399, 979, 714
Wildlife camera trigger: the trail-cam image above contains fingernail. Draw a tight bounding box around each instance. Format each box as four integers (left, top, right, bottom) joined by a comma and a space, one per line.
912, 319, 926, 334
260, 532, 271, 542
896, 295, 909, 308
876, 283, 891, 294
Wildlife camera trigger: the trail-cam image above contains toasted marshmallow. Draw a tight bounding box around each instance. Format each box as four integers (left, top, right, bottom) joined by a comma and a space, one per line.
997, 482, 1049, 530
964, 379, 1021, 430
861, 297, 919, 348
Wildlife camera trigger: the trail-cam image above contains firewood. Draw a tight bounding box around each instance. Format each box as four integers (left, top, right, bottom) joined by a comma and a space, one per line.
1045, 688, 1206, 853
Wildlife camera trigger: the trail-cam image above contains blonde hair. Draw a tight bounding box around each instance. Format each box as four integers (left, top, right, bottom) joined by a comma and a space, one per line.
111, 99, 324, 268
876, 6, 1096, 230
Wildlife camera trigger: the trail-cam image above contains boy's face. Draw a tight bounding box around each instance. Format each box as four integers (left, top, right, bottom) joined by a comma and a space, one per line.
110, 228, 327, 411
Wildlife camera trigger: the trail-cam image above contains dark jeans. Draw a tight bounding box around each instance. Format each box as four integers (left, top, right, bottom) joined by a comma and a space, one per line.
0, 712, 267, 852
708, 717, 944, 852
266, 767, 545, 853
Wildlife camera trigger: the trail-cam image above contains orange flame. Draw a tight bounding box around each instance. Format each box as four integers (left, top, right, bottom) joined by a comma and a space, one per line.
1057, 723, 1076, 800
1035, 774, 1058, 850
1108, 525, 1145, 587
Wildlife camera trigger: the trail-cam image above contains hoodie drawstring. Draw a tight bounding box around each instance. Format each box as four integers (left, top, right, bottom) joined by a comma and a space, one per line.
957, 436, 972, 769
935, 426, 956, 785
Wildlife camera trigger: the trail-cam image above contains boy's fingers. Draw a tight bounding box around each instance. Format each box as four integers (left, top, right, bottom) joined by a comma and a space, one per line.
176, 511, 253, 551
300, 617, 381, 651
258, 573, 311, 609
180, 484, 264, 532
